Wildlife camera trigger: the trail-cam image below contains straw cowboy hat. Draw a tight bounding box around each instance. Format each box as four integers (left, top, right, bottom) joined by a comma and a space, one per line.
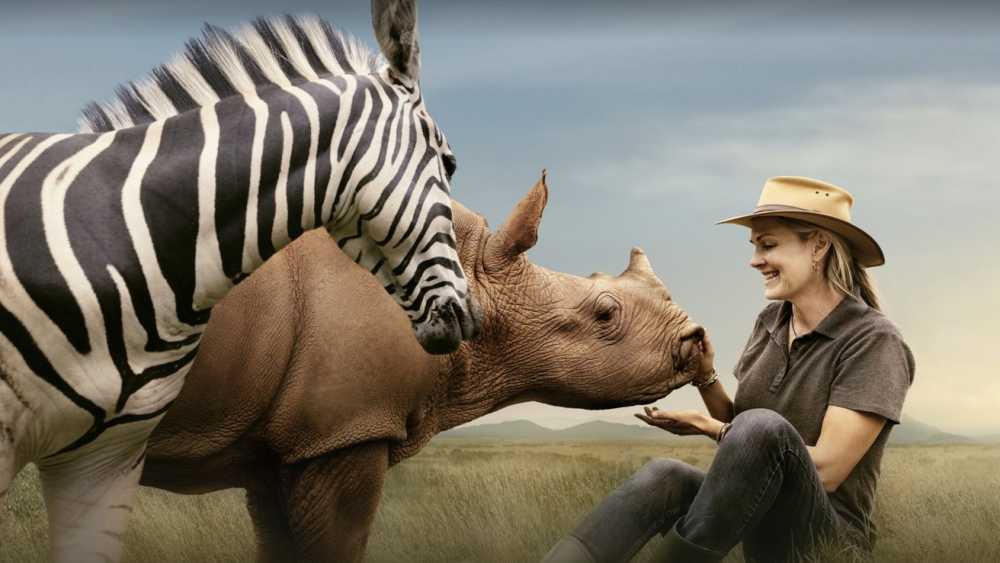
717, 176, 885, 267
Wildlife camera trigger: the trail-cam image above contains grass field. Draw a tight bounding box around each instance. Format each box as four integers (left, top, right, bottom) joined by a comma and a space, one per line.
3, 441, 999, 562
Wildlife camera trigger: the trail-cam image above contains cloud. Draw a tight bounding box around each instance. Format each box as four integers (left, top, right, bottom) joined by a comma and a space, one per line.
570, 77, 1000, 208
474, 77, 1000, 435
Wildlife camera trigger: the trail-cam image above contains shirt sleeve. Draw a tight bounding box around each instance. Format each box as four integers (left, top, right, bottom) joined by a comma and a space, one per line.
829, 329, 915, 424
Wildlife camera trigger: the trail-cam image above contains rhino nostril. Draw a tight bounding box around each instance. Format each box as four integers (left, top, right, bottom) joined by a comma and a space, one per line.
680, 324, 705, 343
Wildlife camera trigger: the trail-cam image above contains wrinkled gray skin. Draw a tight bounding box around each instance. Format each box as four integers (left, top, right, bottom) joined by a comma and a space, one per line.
141, 174, 705, 562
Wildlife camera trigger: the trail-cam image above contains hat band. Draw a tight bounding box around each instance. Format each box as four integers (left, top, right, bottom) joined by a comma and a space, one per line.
753, 204, 814, 214
752, 203, 851, 223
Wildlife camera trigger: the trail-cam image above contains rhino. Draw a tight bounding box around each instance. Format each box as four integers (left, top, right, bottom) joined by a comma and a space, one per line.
141, 173, 706, 562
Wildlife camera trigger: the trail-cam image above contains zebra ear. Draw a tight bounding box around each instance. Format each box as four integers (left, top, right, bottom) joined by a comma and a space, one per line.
372, 0, 421, 84
484, 171, 549, 273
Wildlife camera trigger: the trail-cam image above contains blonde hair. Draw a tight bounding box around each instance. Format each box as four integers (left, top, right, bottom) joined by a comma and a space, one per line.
776, 218, 882, 311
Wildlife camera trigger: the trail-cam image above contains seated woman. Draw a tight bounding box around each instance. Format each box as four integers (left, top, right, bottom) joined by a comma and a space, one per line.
542, 176, 915, 563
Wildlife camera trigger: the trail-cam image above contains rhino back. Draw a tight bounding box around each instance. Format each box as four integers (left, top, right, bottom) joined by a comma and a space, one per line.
251, 230, 440, 464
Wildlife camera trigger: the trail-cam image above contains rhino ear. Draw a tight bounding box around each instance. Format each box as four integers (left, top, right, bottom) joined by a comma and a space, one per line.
484, 170, 549, 273
372, 0, 421, 83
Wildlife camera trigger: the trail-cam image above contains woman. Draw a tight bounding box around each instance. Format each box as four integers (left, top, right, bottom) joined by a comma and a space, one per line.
542, 177, 915, 563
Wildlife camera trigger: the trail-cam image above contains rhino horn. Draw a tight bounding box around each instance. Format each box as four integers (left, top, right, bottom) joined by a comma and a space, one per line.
623, 247, 658, 280
484, 170, 549, 273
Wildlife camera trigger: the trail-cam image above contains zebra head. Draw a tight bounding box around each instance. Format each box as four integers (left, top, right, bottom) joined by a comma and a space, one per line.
327, 0, 481, 354
74, 2, 479, 354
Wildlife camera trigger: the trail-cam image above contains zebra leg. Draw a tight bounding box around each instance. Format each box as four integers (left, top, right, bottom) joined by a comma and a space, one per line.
0, 433, 13, 538
0, 391, 24, 539
37, 420, 157, 563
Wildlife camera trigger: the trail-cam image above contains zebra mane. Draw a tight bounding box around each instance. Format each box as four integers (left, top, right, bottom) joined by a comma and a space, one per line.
79, 14, 382, 133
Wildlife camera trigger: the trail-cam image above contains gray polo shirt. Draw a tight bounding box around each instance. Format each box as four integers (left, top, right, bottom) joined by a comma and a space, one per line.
732, 295, 915, 548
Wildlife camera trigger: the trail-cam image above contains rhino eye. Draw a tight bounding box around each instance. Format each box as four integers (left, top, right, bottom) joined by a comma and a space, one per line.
594, 293, 621, 323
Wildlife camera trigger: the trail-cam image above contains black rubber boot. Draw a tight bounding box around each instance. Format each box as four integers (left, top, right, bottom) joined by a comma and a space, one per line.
540, 535, 598, 563
652, 523, 724, 563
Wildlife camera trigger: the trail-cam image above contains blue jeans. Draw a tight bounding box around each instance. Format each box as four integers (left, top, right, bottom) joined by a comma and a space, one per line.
564, 409, 855, 562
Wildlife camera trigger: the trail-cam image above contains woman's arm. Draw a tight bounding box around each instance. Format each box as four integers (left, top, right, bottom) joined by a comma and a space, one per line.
807, 405, 886, 493
692, 332, 735, 423
635, 406, 726, 440
634, 331, 738, 439
814, 327, 913, 492
696, 380, 735, 423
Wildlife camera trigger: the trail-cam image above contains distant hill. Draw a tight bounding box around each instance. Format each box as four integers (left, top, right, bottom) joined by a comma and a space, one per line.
892, 416, 974, 445
438, 420, 701, 443
437, 419, 553, 440
550, 420, 673, 441
437, 416, 976, 445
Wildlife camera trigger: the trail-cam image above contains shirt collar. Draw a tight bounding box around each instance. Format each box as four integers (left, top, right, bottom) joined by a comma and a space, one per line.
765, 301, 791, 336
765, 294, 867, 340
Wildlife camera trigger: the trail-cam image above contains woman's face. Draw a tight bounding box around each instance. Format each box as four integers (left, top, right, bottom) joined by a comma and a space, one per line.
748, 218, 816, 301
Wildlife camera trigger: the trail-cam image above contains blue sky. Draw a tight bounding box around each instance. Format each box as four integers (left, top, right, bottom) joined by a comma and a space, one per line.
2, 1, 998, 434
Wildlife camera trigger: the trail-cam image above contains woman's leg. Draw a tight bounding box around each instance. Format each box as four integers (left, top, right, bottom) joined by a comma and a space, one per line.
672, 408, 845, 562
542, 458, 704, 563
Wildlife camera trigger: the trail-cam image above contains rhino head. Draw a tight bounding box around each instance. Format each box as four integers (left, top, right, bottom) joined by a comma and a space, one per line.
452, 172, 705, 412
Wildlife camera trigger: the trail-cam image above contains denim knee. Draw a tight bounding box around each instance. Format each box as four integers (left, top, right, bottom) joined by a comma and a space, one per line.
570, 457, 704, 559
634, 458, 701, 487
625, 458, 702, 513
725, 408, 799, 452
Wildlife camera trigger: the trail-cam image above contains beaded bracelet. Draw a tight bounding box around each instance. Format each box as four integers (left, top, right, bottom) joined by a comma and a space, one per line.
691, 369, 718, 389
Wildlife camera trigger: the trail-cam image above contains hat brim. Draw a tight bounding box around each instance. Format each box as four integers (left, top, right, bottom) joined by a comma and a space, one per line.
717, 210, 885, 268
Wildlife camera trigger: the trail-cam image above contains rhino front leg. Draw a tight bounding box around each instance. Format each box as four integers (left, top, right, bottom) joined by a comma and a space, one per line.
249, 441, 389, 563
247, 474, 295, 563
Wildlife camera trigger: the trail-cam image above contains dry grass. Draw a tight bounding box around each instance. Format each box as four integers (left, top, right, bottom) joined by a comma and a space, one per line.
1, 463, 254, 563
3, 442, 999, 562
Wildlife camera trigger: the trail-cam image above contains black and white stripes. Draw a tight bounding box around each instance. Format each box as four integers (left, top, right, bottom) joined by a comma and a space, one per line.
0, 5, 480, 561
0, 12, 474, 455
79, 16, 380, 134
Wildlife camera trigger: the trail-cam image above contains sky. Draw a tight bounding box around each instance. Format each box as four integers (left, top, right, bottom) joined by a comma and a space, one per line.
2, 1, 998, 435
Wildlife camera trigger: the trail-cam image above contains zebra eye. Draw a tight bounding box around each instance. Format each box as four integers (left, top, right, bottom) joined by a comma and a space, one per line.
442, 154, 457, 181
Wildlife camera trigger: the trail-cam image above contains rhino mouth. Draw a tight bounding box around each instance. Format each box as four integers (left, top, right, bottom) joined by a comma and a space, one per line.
672, 343, 701, 380
671, 324, 706, 384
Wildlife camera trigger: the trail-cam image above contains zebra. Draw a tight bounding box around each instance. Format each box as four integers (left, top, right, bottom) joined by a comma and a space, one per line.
0, 2, 481, 561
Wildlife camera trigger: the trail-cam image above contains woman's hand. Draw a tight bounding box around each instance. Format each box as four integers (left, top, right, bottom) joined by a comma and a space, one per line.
635, 406, 724, 439
691, 331, 717, 385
